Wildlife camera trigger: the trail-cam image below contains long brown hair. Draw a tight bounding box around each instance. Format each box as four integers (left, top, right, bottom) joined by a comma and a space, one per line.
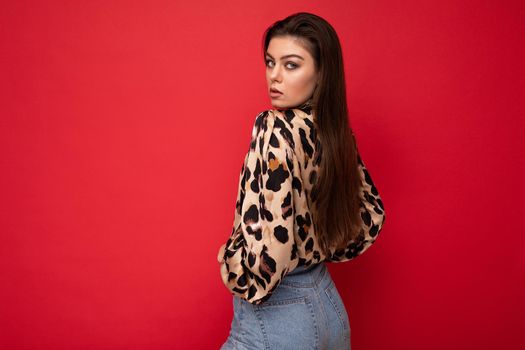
262, 12, 362, 257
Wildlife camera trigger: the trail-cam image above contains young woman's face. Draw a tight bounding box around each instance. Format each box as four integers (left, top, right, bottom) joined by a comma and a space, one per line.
265, 36, 318, 109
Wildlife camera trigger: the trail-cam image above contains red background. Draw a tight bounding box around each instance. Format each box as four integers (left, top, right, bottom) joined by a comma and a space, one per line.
1, 1, 524, 349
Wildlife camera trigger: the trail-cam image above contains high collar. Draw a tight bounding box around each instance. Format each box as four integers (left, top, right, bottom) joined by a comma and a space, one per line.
272, 98, 314, 115
295, 98, 314, 114
297, 98, 313, 109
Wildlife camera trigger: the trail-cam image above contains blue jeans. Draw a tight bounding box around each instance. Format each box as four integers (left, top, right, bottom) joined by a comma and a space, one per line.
220, 262, 351, 349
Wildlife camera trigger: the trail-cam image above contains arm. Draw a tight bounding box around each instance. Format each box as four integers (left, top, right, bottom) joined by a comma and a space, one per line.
331, 146, 387, 262
218, 112, 297, 305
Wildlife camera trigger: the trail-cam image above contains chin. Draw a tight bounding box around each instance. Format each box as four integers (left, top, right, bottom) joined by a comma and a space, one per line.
271, 100, 288, 108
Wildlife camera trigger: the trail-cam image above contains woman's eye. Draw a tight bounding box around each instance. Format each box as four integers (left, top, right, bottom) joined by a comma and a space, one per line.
265, 60, 298, 69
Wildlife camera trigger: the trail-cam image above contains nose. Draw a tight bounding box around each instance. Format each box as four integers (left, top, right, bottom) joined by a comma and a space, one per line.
269, 64, 282, 82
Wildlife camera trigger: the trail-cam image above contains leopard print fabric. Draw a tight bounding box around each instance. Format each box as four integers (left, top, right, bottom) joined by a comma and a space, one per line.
218, 102, 386, 305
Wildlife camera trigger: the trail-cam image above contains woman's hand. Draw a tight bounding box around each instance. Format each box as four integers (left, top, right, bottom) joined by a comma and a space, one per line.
217, 243, 226, 264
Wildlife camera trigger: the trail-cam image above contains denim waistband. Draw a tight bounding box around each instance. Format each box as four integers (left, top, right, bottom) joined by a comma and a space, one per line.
280, 262, 327, 288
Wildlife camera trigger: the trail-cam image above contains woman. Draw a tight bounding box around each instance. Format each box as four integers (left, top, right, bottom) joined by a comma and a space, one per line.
217, 12, 386, 350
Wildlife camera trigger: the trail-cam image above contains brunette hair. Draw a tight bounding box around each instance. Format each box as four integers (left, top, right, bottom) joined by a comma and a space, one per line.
262, 12, 363, 257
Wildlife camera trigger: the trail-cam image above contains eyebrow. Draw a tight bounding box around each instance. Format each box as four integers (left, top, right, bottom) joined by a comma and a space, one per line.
265, 52, 304, 60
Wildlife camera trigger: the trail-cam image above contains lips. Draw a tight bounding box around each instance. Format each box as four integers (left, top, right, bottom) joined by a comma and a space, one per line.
270, 87, 282, 94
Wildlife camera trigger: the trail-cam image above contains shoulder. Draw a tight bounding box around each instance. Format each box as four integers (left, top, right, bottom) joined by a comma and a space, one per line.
254, 107, 313, 131
251, 107, 315, 155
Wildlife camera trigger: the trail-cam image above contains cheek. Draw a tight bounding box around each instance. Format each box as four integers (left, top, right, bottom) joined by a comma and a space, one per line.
288, 73, 316, 94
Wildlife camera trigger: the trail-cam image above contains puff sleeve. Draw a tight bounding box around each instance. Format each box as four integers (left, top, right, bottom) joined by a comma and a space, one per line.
218, 111, 297, 305
330, 142, 387, 262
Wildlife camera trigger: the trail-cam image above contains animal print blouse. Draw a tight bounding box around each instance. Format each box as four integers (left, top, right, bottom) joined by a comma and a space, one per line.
218, 100, 386, 305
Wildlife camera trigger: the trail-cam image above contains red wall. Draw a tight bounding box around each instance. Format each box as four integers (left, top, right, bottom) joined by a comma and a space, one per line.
1, 1, 523, 349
